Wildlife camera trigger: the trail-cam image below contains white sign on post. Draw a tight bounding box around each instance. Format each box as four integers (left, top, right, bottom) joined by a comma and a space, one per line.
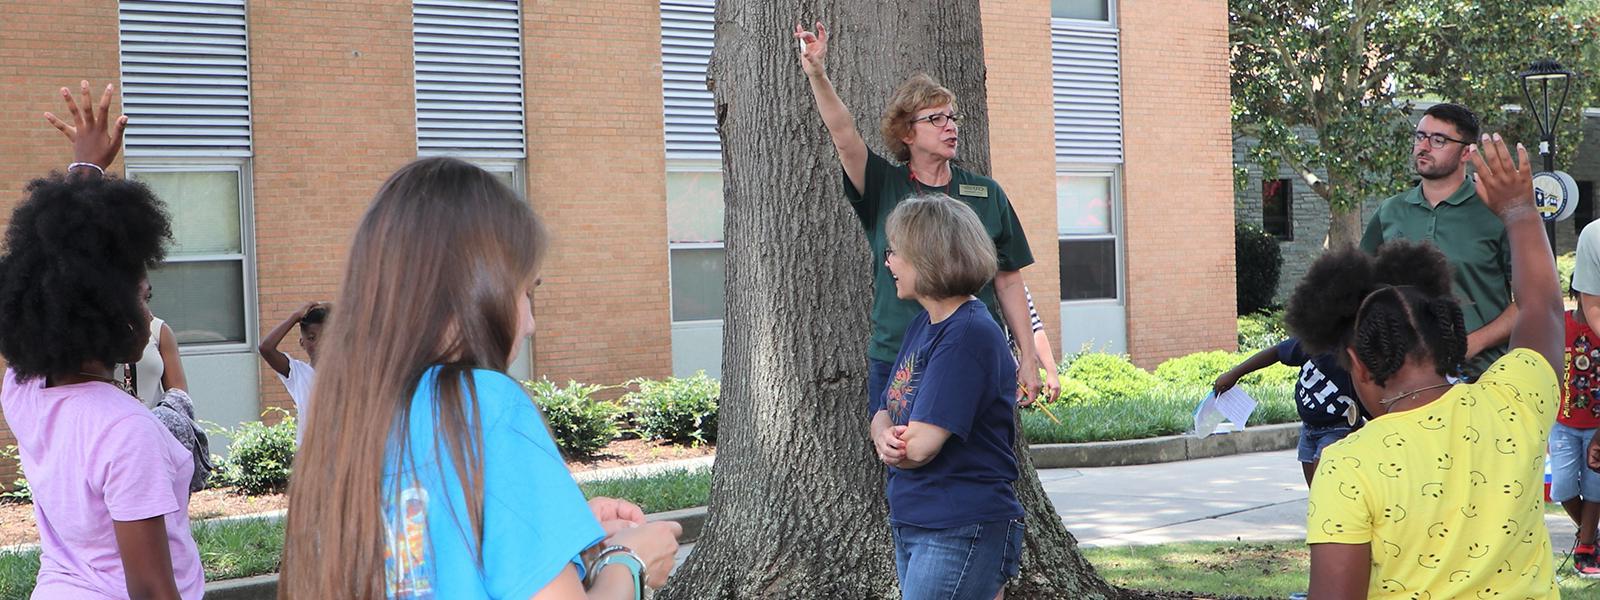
1534, 170, 1580, 223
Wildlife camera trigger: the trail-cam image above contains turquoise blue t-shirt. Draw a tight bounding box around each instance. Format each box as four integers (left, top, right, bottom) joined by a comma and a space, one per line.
382, 367, 604, 599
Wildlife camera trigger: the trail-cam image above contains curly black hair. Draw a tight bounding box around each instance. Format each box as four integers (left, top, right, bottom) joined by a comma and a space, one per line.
0, 173, 171, 379
1285, 241, 1466, 386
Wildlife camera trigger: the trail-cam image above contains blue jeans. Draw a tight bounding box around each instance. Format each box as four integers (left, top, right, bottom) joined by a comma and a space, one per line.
869, 357, 895, 409
891, 519, 1024, 600
1550, 422, 1600, 502
1297, 423, 1352, 463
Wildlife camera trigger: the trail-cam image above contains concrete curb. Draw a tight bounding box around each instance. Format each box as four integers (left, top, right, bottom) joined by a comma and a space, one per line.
1029, 422, 1300, 469
198, 425, 1296, 598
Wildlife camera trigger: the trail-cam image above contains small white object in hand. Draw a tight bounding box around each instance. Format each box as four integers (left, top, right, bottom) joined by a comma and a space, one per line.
800, 38, 807, 54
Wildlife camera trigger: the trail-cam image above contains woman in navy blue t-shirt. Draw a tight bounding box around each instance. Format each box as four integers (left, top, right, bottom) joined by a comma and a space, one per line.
871, 193, 1025, 600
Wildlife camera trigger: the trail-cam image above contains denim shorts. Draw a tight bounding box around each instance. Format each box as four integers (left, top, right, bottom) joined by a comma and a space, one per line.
891, 519, 1024, 600
1550, 422, 1600, 502
1298, 423, 1353, 464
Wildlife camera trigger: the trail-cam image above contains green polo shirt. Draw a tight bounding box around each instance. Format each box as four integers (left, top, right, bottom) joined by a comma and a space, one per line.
845, 151, 1035, 363
1359, 179, 1512, 376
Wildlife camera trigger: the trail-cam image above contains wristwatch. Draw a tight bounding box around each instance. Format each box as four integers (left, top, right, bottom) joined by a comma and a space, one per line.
584, 545, 646, 600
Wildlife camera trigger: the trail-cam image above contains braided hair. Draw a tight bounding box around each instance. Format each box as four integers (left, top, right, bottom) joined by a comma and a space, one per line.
1285, 241, 1467, 386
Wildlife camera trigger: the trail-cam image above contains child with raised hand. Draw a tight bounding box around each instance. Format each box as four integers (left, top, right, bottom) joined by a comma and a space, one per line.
0, 81, 201, 599
1297, 134, 1562, 599
257, 300, 329, 443
872, 193, 1024, 600
278, 157, 680, 599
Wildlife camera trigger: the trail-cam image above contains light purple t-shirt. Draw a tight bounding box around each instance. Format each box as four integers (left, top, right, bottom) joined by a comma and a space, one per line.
1, 369, 203, 599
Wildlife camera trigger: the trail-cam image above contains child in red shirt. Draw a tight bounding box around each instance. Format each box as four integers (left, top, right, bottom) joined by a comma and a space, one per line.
1557, 287, 1600, 577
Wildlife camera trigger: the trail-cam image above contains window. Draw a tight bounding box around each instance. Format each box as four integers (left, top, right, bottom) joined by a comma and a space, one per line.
412, 0, 526, 159
1263, 178, 1293, 240
1052, 0, 1113, 23
130, 165, 252, 346
120, 0, 255, 349
668, 166, 725, 322
1058, 172, 1121, 301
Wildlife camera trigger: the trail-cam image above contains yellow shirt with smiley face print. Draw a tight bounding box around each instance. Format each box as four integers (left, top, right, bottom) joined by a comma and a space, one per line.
1307, 349, 1558, 599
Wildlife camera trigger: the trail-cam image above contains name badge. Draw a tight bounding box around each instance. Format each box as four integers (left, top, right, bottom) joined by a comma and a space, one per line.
958, 184, 989, 199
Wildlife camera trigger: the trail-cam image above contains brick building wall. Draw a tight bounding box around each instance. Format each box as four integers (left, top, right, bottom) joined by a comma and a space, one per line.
523, 0, 673, 387
981, 0, 1062, 341
1119, 0, 1237, 367
0, 0, 123, 489
248, 1, 421, 415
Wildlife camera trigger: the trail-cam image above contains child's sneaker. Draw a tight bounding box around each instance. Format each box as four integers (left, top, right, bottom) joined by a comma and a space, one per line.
1576, 545, 1600, 578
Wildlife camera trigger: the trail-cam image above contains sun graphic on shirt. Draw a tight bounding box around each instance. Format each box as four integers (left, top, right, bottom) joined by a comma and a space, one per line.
886, 352, 919, 423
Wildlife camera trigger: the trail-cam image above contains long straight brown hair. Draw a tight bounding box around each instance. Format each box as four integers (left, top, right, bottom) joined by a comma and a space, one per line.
279, 157, 547, 598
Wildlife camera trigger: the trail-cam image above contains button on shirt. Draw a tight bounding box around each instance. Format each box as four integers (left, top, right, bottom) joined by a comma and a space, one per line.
1360, 179, 1512, 377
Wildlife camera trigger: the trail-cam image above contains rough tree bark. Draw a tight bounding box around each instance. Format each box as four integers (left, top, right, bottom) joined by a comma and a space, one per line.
658, 2, 1120, 598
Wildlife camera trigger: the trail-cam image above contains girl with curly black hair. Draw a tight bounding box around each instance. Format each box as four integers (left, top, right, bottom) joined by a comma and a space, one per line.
1296, 135, 1563, 599
0, 82, 202, 599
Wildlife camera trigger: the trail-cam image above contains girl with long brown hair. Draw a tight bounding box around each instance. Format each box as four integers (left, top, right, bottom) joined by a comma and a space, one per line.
279, 157, 680, 599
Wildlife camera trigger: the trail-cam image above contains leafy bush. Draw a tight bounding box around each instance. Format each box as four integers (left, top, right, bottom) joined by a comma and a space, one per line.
1560, 251, 1576, 297
213, 411, 297, 495
624, 372, 719, 445
1237, 309, 1288, 352
525, 379, 624, 457
1235, 223, 1283, 316
1154, 350, 1296, 389
0, 445, 29, 503
1060, 352, 1159, 404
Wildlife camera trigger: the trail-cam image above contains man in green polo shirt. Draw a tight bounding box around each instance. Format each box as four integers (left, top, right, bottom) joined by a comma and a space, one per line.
1360, 103, 1514, 378
794, 22, 1054, 408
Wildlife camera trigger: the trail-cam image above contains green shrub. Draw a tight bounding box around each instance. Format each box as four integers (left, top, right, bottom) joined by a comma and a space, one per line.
1022, 381, 1298, 444
213, 411, 297, 495
1153, 351, 1296, 389
1237, 309, 1288, 352
1560, 251, 1576, 297
525, 379, 624, 457
1235, 223, 1283, 316
0, 444, 29, 503
624, 372, 719, 445
1060, 352, 1159, 403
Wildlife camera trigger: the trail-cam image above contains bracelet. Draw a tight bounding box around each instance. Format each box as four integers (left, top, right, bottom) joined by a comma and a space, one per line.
583, 545, 645, 600
67, 162, 104, 176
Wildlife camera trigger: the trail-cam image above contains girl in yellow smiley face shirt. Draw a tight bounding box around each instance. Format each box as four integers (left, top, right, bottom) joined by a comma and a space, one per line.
1290, 136, 1563, 599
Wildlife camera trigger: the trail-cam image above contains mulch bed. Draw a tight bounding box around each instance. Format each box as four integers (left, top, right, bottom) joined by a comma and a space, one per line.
0, 437, 715, 547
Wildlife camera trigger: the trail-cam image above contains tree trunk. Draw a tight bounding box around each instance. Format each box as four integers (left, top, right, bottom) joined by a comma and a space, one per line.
1327, 202, 1363, 249
658, 1, 1117, 598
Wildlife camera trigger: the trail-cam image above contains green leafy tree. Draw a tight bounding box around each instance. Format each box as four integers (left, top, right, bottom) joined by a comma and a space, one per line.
1232, 0, 1600, 247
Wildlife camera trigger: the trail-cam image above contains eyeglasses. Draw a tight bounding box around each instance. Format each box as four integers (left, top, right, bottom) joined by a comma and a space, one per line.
910, 112, 962, 128
1413, 130, 1470, 149
885, 247, 896, 258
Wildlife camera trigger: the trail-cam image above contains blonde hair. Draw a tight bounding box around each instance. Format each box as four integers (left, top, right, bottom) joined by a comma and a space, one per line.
886, 193, 996, 300
880, 73, 957, 163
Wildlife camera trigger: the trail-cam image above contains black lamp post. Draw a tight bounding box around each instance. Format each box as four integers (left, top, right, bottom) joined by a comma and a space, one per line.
1519, 59, 1573, 254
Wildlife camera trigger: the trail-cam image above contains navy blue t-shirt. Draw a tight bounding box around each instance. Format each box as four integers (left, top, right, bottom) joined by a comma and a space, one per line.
1276, 338, 1362, 428
873, 299, 1024, 529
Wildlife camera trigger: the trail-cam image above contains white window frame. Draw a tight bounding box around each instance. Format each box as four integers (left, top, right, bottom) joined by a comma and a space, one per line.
472, 159, 526, 197
1057, 167, 1125, 307
126, 159, 258, 355
667, 160, 725, 325
1052, 0, 1117, 26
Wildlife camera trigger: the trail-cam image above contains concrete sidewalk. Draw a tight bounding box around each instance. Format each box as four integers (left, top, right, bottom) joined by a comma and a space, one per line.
1040, 449, 1579, 550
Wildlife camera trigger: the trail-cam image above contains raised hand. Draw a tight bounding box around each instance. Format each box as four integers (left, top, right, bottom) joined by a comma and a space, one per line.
793, 21, 828, 78
1466, 133, 1535, 222
44, 80, 127, 171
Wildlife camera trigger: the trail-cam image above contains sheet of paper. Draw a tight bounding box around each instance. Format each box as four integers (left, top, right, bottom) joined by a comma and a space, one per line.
1213, 387, 1258, 430
1190, 387, 1259, 437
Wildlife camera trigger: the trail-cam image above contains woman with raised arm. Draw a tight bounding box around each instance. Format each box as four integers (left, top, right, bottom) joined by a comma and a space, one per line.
793, 22, 1056, 408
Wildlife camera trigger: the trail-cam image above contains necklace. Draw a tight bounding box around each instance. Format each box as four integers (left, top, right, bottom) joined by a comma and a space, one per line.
1379, 382, 1454, 406
77, 370, 115, 383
